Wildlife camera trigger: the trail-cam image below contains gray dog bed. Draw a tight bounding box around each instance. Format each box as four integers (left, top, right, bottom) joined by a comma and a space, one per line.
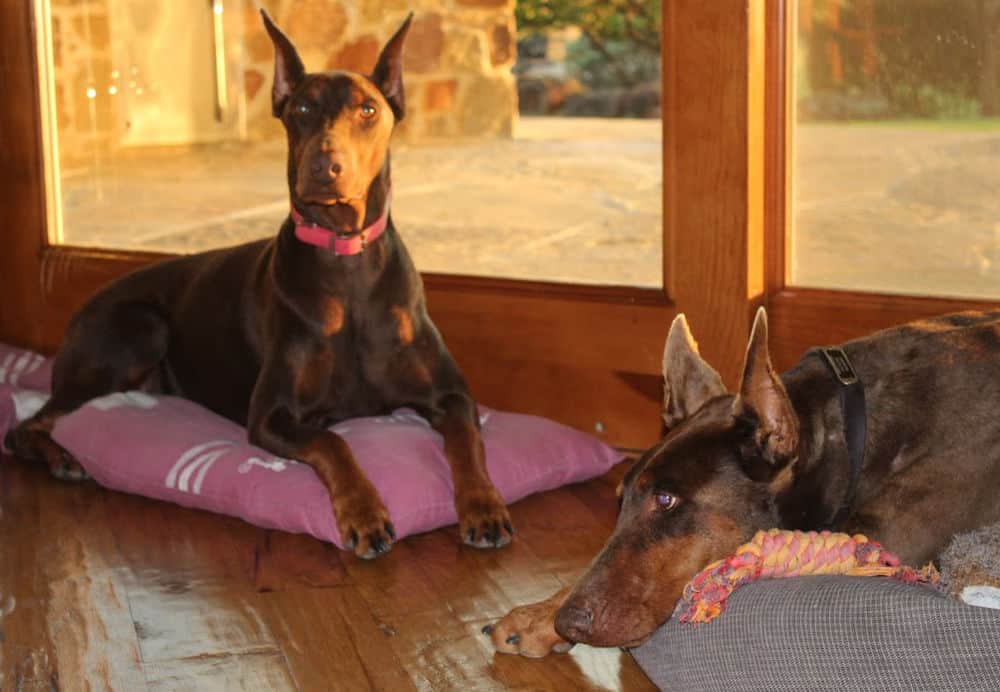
631, 574, 1000, 691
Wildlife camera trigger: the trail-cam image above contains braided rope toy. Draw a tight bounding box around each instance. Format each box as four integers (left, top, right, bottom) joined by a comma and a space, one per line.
678, 529, 940, 624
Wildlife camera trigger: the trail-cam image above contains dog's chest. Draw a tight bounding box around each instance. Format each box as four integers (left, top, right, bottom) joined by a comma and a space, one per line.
296, 298, 426, 414
316, 296, 417, 350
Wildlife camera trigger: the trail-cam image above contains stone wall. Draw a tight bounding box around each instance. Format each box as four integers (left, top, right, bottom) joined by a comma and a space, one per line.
246, 0, 517, 142
47, 0, 517, 162
48, 0, 115, 159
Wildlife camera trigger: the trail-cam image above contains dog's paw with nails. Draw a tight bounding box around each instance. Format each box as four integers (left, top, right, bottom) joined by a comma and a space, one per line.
457, 486, 514, 549
335, 490, 397, 559
483, 586, 573, 658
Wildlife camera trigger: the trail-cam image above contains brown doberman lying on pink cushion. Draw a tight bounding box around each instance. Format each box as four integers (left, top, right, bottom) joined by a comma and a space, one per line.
486, 308, 1000, 656
5, 12, 513, 560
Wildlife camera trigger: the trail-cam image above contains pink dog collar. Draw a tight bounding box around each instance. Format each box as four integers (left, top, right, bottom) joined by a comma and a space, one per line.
291, 191, 390, 255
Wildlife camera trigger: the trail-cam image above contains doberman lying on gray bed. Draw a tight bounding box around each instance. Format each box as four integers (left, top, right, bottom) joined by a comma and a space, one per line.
487, 309, 1000, 655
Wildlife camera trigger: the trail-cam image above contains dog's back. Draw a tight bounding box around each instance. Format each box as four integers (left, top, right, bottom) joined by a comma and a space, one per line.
846, 310, 1000, 373
56, 238, 273, 424
783, 310, 1000, 562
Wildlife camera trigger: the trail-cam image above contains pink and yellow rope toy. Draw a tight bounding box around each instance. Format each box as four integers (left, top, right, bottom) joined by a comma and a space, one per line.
678, 529, 940, 624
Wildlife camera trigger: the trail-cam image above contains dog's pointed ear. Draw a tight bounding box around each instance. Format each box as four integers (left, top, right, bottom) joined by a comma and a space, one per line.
662, 314, 728, 429
261, 9, 306, 118
732, 307, 799, 465
371, 13, 413, 121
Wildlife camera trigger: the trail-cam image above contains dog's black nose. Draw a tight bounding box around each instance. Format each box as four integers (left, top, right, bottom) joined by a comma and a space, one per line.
554, 604, 593, 641
311, 154, 344, 180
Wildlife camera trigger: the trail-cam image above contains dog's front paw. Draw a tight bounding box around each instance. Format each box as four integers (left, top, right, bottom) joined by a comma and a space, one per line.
334, 490, 396, 560
49, 456, 90, 482
483, 591, 573, 658
457, 485, 514, 549
6, 426, 90, 482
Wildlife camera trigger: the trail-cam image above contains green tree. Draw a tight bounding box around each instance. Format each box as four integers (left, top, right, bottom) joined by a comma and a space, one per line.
516, 0, 661, 87
801, 0, 999, 118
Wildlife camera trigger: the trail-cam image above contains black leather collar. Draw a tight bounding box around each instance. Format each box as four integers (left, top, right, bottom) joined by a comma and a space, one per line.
809, 347, 867, 529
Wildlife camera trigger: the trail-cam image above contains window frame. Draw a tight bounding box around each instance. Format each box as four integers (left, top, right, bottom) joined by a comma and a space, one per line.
0, 1, 766, 449
763, 0, 1000, 372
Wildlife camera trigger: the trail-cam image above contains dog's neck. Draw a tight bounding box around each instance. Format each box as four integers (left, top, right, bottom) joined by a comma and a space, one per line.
291, 187, 391, 255
275, 170, 399, 297
773, 349, 888, 531
291, 167, 393, 244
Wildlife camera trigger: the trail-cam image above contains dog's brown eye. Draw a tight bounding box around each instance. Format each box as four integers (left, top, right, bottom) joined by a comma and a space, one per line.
655, 492, 678, 511
360, 101, 377, 118
296, 102, 311, 116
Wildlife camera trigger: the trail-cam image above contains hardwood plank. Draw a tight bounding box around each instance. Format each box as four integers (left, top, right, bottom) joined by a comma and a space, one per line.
36, 487, 148, 690
257, 585, 417, 692
503, 483, 617, 586
341, 538, 446, 621
378, 607, 504, 691
467, 538, 567, 617
124, 573, 278, 664
145, 651, 297, 691
0, 462, 59, 691
251, 530, 350, 593
1, 455, 656, 691
100, 499, 290, 668
0, 462, 147, 690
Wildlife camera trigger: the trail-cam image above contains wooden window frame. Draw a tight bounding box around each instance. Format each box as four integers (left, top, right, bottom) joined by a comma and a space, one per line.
763, 0, 1000, 371
0, 1, 766, 450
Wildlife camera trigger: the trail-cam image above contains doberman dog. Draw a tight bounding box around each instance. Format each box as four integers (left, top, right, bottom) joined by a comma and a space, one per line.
4, 11, 513, 560
486, 308, 1000, 656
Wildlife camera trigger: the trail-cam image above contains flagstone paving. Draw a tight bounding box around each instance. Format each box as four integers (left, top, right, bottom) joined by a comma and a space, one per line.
57, 117, 1000, 297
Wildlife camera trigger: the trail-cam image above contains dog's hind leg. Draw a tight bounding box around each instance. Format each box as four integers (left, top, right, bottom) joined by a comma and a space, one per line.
4, 300, 170, 481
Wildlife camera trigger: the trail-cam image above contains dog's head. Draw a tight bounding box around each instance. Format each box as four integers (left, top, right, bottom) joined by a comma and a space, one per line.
261, 11, 411, 233
555, 308, 802, 647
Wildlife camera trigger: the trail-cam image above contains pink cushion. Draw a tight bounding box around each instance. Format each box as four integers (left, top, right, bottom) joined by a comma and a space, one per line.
0, 385, 15, 443
0, 344, 51, 390
0, 344, 621, 549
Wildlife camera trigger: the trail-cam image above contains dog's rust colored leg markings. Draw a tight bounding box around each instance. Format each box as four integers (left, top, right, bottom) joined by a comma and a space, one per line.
301, 434, 395, 559
390, 306, 414, 346
6, 413, 89, 482
437, 394, 513, 548
485, 586, 573, 658
321, 297, 345, 336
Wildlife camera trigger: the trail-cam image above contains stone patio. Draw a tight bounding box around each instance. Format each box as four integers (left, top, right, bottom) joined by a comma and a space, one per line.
792, 123, 1000, 300
58, 116, 665, 287
56, 117, 1000, 297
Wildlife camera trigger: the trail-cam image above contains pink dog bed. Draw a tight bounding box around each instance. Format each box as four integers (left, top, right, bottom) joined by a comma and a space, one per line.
0, 344, 621, 549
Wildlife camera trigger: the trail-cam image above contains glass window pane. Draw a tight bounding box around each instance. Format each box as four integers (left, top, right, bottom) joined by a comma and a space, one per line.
790, 0, 1000, 299
38, 0, 662, 288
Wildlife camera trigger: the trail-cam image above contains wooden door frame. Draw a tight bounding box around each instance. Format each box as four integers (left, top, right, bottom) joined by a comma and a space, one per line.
0, 0, 765, 449
763, 0, 1000, 372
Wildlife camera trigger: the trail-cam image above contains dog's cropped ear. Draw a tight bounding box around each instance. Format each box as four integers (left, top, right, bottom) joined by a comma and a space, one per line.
371, 13, 413, 121
662, 314, 728, 429
732, 308, 799, 466
261, 10, 306, 118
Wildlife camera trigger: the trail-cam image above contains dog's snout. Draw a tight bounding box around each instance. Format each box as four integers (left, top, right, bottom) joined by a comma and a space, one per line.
554, 603, 594, 641
310, 153, 344, 181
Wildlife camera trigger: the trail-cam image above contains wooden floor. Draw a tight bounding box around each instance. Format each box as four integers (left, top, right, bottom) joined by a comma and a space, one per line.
0, 454, 656, 691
